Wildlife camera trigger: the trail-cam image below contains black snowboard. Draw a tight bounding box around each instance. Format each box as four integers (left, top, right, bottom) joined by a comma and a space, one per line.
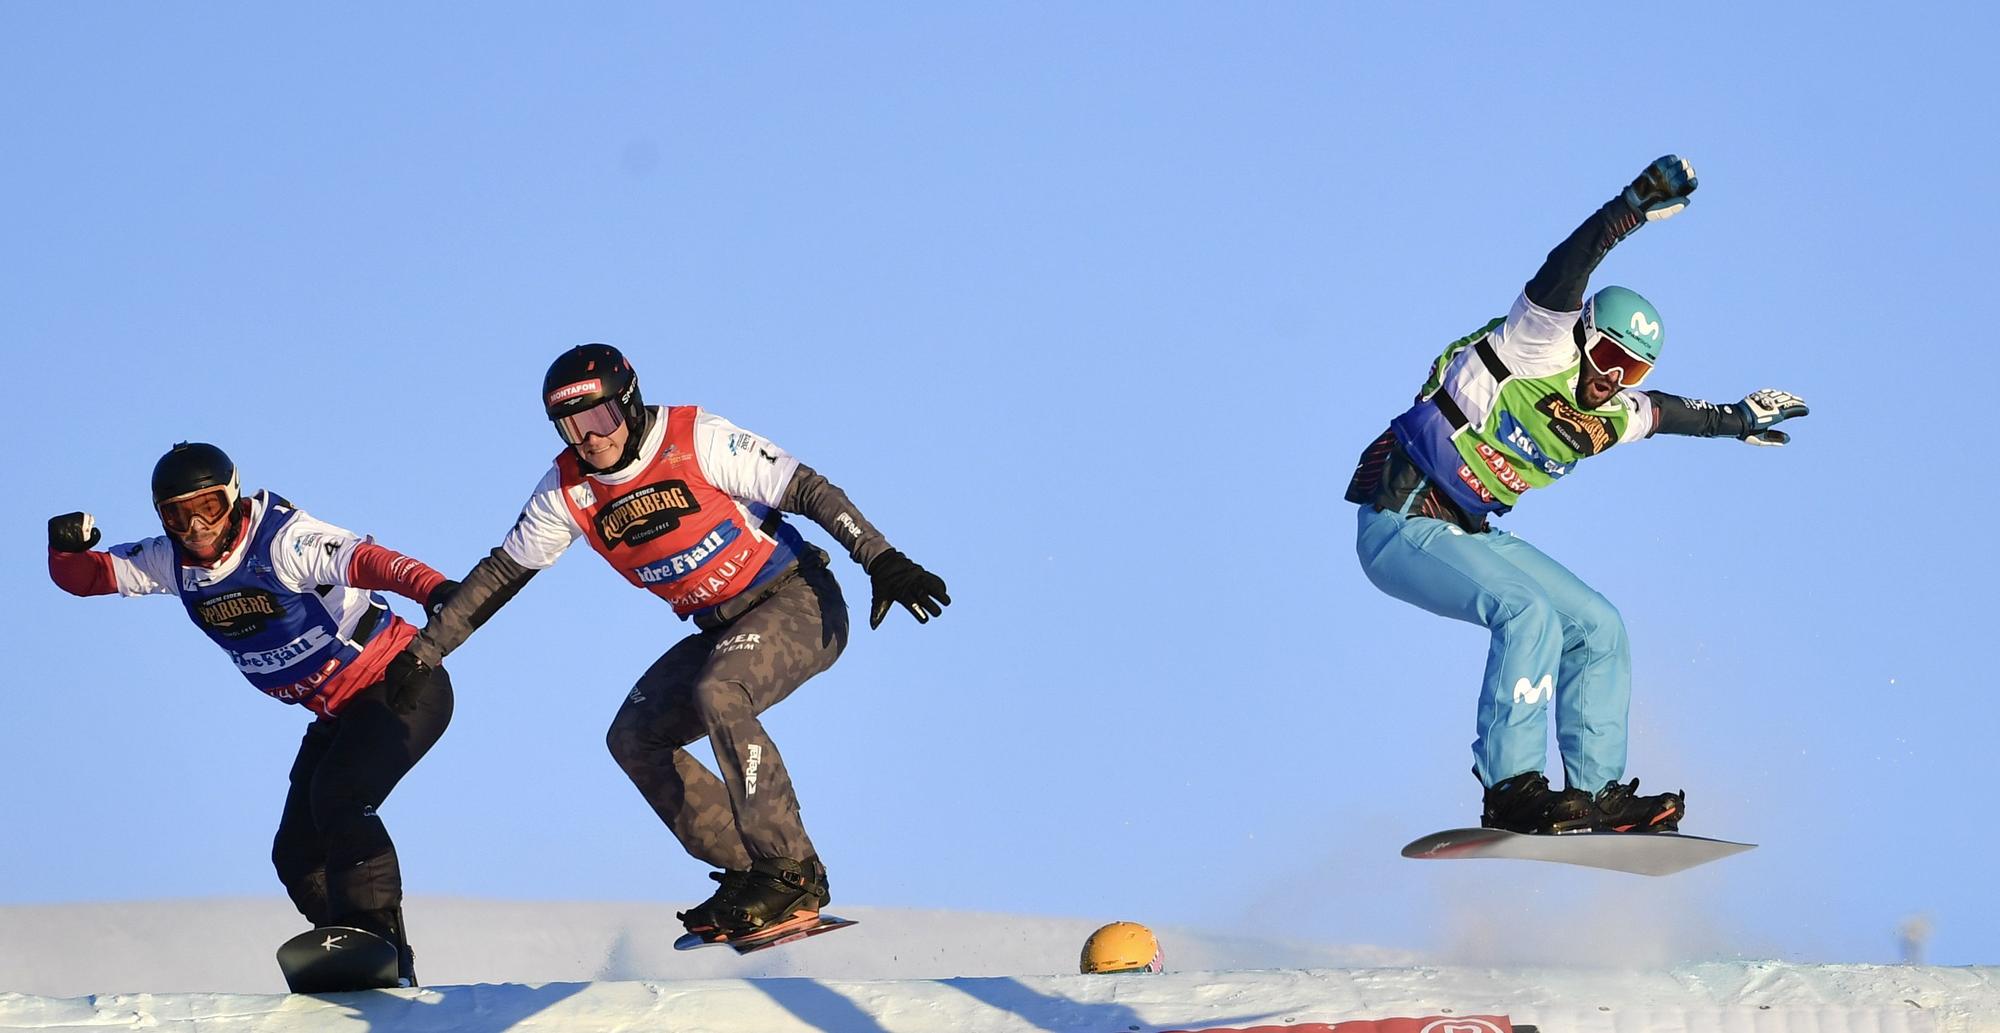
1402, 826, 1755, 876
673, 914, 858, 955
276, 925, 401, 993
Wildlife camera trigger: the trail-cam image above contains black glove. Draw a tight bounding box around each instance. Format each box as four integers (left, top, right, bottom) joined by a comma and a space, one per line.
382, 650, 434, 714
425, 579, 461, 620
867, 549, 950, 630
49, 512, 102, 553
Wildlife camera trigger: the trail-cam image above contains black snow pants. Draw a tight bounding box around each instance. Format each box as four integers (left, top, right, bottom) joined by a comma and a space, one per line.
270, 668, 453, 940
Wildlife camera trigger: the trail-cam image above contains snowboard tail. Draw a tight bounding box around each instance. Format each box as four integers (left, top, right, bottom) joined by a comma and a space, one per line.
1402, 827, 1754, 876
276, 925, 401, 993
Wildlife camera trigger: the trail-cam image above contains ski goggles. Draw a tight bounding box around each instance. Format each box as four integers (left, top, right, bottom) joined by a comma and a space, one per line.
552, 398, 626, 445
1583, 331, 1654, 387
158, 487, 232, 534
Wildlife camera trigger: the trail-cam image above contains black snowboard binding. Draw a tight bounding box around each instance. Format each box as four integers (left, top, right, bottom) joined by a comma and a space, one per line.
349, 906, 418, 988
715, 856, 830, 938
677, 868, 751, 935
1592, 778, 1685, 833
1480, 770, 1595, 835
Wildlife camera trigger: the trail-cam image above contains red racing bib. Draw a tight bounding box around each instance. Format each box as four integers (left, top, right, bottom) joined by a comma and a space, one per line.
556, 407, 782, 615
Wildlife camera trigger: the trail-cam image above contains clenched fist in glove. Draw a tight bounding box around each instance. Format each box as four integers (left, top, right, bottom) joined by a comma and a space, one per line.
49, 512, 102, 553
1623, 155, 1698, 222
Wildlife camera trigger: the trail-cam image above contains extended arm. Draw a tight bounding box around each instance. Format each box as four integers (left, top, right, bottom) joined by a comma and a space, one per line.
345, 542, 451, 607
780, 462, 949, 630
697, 411, 951, 630
379, 547, 536, 714
402, 547, 538, 666
383, 472, 572, 710
47, 513, 115, 596
1524, 156, 1699, 312
48, 513, 178, 597
1646, 389, 1811, 445
780, 463, 892, 570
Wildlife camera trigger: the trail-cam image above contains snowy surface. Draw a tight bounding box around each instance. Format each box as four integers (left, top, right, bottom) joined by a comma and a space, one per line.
6, 965, 1997, 1033
0, 898, 1411, 996
3, 900, 1996, 1033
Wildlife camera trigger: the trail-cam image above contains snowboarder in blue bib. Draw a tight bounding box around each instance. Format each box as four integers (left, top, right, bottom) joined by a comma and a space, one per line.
1345, 155, 1809, 835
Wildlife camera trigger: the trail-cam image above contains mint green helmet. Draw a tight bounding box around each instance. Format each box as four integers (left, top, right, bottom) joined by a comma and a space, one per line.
1581, 285, 1664, 364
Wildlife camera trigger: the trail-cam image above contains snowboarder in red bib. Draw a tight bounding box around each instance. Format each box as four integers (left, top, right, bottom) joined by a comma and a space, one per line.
1345, 156, 1810, 835
47, 443, 458, 985
386, 344, 949, 942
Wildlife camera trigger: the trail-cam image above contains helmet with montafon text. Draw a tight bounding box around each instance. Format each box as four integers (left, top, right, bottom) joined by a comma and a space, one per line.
542, 343, 651, 470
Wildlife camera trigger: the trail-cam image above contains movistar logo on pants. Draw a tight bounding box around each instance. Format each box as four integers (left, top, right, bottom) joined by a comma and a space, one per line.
1512, 675, 1553, 705
633, 521, 742, 584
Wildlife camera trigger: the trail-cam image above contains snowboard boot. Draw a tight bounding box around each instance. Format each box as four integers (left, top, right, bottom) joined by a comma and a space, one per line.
716, 856, 830, 939
1480, 771, 1596, 835
1593, 778, 1685, 833
677, 868, 751, 935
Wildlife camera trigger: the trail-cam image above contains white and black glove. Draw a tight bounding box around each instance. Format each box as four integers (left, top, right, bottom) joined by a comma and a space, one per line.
1623, 155, 1699, 222
49, 512, 102, 552
1737, 388, 1810, 446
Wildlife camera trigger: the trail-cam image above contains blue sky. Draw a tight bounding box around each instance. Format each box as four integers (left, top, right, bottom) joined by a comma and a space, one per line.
4, 4, 1993, 967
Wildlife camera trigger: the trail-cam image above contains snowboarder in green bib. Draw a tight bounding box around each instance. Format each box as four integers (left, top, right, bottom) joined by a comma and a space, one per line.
1345, 155, 1808, 835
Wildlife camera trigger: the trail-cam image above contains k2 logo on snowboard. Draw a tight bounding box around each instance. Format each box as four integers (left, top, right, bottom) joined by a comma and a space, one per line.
1535, 393, 1614, 456
195, 589, 286, 638
595, 481, 701, 548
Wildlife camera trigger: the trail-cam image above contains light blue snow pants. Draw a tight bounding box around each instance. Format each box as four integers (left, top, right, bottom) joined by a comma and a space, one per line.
1355, 504, 1631, 794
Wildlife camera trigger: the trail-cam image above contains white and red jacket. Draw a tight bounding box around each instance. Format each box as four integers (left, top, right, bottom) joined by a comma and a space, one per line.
502, 406, 811, 617
48, 491, 446, 717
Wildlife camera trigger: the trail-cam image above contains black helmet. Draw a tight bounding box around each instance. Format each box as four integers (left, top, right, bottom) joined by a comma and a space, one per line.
543, 344, 650, 467
152, 442, 239, 508
151, 442, 245, 547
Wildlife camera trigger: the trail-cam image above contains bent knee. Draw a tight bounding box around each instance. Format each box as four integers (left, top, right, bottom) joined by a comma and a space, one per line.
690, 677, 754, 726
272, 834, 321, 883
1491, 586, 1560, 635
605, 711, 652, 769
1571, 594, 1628, 649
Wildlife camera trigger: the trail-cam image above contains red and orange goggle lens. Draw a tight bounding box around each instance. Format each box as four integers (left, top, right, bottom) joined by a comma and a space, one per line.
1585, 333, 1654, 387
158, 488, 232, 534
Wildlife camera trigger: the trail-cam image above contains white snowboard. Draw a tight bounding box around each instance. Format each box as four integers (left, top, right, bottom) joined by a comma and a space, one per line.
1402, 827, 1754, 876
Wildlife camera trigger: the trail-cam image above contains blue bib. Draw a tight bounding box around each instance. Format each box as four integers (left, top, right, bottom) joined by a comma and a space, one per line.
174, 494, 388, 706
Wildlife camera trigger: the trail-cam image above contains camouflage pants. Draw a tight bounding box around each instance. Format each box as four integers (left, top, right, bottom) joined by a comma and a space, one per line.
606, 560, 849, 869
